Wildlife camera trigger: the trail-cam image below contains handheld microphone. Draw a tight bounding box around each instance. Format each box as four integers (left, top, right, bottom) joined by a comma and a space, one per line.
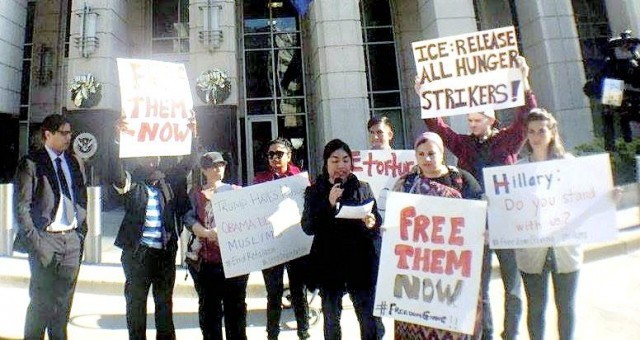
333, 178, 343, 203
334, 177, 343, 188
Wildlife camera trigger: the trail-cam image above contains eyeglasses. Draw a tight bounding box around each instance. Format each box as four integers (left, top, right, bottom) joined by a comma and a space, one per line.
267, 151, 287, 159
56, 130, 72, 136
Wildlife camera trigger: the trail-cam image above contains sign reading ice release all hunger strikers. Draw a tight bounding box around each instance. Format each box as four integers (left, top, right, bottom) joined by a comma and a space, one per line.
483, 154, 618, 249
213, 173, 312, 278
374, 192, 487, 334
413, 26, 524, 118
117, 58, 194, 158
352, 150, 416, 216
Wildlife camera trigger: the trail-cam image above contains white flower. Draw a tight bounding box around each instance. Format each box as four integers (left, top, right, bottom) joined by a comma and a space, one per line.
196, 69, 231, 104
70, 73, 101, 107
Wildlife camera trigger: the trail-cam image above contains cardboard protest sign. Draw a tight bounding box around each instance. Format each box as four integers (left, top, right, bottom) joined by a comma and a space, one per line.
352, 150, 416, 215
413, 26, 524, 118
374, 192, 486, 334
483, 154, 617, 249
213, 173, 312, 277
117, 58, 194, 158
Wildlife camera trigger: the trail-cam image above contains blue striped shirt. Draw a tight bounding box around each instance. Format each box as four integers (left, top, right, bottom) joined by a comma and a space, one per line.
140, 186, 164, 249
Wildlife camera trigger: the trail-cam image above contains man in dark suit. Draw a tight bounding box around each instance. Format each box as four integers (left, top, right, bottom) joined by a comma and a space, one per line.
14, 114, 87, 340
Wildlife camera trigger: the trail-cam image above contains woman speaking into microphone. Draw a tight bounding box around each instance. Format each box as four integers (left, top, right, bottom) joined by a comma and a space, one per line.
301, 139, 385, 340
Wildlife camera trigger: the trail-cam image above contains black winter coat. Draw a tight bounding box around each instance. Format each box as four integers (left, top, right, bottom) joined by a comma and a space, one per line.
301, 173, 382, 290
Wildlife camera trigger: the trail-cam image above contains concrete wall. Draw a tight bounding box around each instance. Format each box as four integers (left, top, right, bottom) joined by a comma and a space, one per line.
416, 0, 477, 134
516, 0, 594, 148
0, 0, 27, 116
605, 0, 640, 38
306, 0, 370, 162
66, 0, 131, 112
394, 0, 424, 146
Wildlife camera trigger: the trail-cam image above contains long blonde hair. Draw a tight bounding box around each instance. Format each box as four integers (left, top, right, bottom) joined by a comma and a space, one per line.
524, 108, 566, 159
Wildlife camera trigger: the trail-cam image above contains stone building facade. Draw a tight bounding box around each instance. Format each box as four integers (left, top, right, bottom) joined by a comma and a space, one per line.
0, 0, 638, 184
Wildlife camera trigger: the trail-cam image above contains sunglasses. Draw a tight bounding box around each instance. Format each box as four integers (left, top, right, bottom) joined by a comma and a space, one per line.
267, 151, 287, 159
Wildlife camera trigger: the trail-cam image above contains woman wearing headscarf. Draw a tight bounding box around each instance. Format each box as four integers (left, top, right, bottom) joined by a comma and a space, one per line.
392, 132, 484, 339
301, 139, 385, 340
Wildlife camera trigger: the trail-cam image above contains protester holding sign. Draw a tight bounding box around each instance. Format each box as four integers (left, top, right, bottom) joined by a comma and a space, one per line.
391, 132, 484, 338
113, 155, 193, 339
416, 55, 535, 339
301, 139, 385, 340
515, 109, 580, 340
113, 119, 195, 339
368, 116, 395, 150
183, 152, 249, 340
253, 138, 310, 340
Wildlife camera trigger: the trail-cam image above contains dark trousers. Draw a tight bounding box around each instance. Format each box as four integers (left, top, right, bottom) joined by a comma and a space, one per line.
521, 270, 579, 340
121, 246, 177, 340
24, 232, 82, 340
262, 257, 310, 339
188, 262, 249, 340
481, 247, 522, 340
320, 285, 384, 340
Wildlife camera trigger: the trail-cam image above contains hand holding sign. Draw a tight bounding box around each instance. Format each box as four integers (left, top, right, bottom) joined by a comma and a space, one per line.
515, 56, 531, 92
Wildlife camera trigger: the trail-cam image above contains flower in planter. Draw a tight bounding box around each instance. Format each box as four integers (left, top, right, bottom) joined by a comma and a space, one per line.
196, 69, 231, 104
70, 73, 101, 108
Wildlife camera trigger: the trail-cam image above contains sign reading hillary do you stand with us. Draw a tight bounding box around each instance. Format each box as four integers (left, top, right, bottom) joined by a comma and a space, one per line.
117, 58, 194, 158
213, 173, 312, 278
374, 192, 487, 334
483, 154, 617, 249
413, 26, 524, 118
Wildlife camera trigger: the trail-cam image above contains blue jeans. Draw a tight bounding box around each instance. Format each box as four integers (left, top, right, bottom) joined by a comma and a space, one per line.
320, 286, 384, 340
521, 270, 579, 340
481, 247, 522, 339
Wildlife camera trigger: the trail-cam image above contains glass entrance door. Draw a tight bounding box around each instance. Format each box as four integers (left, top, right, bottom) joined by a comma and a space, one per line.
246, 116, 277, 182
242, 0, 309, 183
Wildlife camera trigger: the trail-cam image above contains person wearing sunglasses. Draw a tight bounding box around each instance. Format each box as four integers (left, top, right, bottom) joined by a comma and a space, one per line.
253, 138, 310, 340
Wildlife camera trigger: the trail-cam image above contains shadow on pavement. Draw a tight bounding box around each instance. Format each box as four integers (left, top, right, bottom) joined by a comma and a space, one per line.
68, 308, 310, 331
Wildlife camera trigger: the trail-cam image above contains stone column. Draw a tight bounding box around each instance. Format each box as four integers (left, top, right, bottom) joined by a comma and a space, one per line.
0, 0, 27, 116
415, 0, 477, 137
307, 0, 369, 153
189, 0, 238, 106
65, 0, 130, 187
1, 0, 28, 156
515, 0, 594, 147
67, 0, 129, 112
605, 0, 640, 38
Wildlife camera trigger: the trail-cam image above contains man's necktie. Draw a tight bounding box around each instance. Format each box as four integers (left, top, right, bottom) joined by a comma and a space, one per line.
55, 157, 75, 224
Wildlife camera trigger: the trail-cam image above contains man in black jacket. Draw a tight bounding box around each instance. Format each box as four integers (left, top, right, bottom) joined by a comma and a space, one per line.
113, 155, 192, 340
14, 114, 87, 340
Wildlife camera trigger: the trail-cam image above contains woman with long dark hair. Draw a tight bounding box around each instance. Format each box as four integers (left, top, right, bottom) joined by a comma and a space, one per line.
516, 109, 578, 340
301, 139, 385, 340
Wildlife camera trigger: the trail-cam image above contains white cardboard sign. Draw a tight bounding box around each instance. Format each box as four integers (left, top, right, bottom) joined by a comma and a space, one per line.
374, 192, 486, 334
483, 154, 618, 249
413, 26, 524, 118
213, 173, 312, 277
352, 150, 416, 216
117, 58, 194, 158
